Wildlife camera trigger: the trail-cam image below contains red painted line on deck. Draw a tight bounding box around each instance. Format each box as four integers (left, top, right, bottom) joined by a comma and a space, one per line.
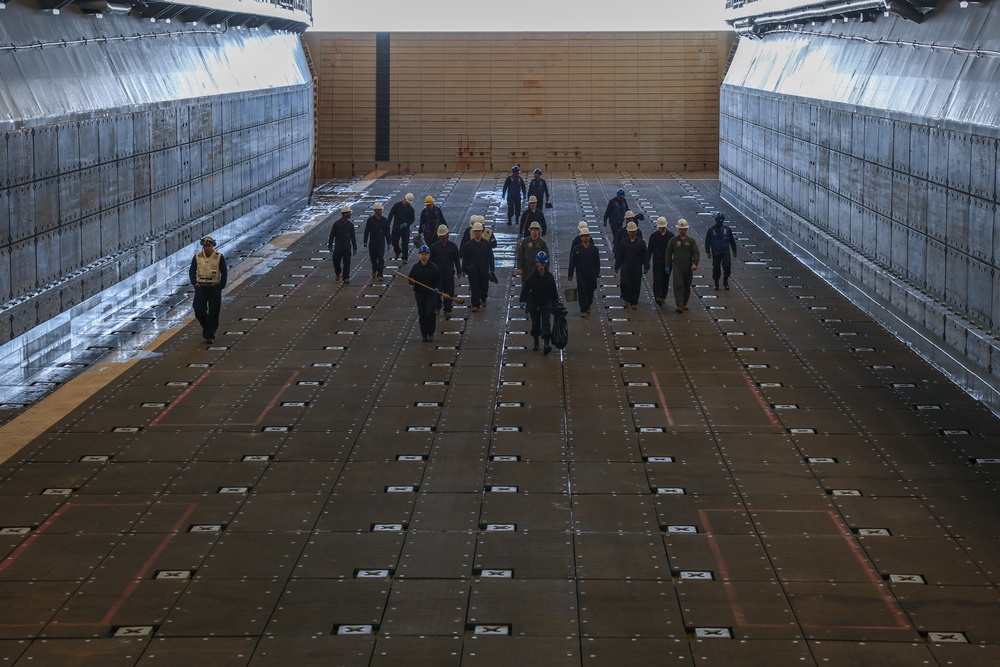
148, 370, 212, 427
700, 508, 911, 632
99, 503, 198, 626
741, 371, 782, 428
649, 372, 676, 427
252, 371, 300, 427
0, 503, 73, 573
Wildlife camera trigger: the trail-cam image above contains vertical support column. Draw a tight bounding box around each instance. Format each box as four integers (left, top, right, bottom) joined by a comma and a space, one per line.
375, 32, 391, 163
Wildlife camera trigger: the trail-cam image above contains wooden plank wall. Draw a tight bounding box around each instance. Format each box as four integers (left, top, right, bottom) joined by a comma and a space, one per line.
304, 32, 735, 178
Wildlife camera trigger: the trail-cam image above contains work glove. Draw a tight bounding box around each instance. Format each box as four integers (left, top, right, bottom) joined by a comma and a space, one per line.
643, 267, 649, 274
665, 267, 671, 276
434, 288, 440, 294
519, 302, 527, 309
603, 221, 608, 227
363, 243, 368, 248
353, 249, 357, 256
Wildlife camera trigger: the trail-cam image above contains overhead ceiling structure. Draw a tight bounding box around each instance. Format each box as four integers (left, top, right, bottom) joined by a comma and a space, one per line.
32, 0, 312, 32
723, 0, 954, 36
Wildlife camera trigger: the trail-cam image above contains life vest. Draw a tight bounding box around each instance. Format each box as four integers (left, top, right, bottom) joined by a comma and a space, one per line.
196, 251, 223, 286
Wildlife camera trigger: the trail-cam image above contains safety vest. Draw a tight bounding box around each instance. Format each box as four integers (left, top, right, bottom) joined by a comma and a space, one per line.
195, 251, 223, 286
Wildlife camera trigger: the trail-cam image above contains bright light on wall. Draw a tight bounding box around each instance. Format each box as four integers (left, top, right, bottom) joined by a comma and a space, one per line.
309, 0, 731, 32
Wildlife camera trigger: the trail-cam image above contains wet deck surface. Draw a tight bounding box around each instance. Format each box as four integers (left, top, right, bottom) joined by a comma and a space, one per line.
2, 173, 1000, 666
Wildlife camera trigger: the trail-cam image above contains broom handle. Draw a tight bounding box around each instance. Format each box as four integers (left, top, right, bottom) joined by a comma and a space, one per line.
391, 270, 465, 304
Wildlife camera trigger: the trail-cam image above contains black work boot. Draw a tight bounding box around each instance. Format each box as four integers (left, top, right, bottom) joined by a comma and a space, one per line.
532, 337, 540, 351
543, 338, 552, 355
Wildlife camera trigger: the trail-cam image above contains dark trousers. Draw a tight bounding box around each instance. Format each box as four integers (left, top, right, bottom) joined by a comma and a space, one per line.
577, 272, 597, 313
333, 247, 352, 277
193, 285, 222, 339
506, 198, 522, 224
391, 229, 409, 260
415, 289, 436, 337
620, 267, 642, 304
369, 246, 385, 276
530, 303, 553, 341
437, 273, 456, 313
712, 253, 732, 284
469, 271, 489, 307
672, 268, 694, 306
652, 260, 668, 300
608, 221, 622, 249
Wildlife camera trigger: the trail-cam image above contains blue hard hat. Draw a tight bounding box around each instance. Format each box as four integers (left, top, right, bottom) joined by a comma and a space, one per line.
535, 251, 549, 264
616, 188, 625, 198
533, 168, 542, 174
713, 211, 726, 223
511, 166, 520, 172
418, 245, 430, 253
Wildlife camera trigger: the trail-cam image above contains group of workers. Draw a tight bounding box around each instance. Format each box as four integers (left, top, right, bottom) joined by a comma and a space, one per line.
189, 178, 739, 352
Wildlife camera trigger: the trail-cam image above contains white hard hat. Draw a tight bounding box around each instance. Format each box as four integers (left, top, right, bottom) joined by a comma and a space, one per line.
404, 193, 414, 203
341, 205, 352, 214
373, 202, 383, 210
527, 195, 538, 204
475, 215, 485, 224
577, 221, 588, 230
469, 215, 478, 226
626, 221, 638, 232
529, 221, 541, 230
471, 222, 484, 231
579, 226, 591, 236
677, 219, 689, 229
656, 216, 668, 228
625, 210, 635, 219
437, 224, 449, 236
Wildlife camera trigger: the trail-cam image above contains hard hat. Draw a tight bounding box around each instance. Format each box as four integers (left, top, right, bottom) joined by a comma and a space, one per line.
418, 245, 430, 253
626, 221, 638, 232
677, 219, 689, 229
535, 251, 549, 264
404, 193, 414, 203
469, 215, 478, 226
475, 215, 486, 223
424, 196, 435, 205
579, 226, 591, 236
625, 210, 635, 219
471, 222, 484, 231
341, 205, 352, 214
529, 221, 541, 230
533, 168, 542, 175
713, 211, 726, 223
577, 221, 589, 230
200, 236, 216, 246
656, 216, 668, 228
437, 224, 449, 236
373, 202, 383, 210
527, 195, 538, 204
511, 166, 520, 172
616, 188, 625, 198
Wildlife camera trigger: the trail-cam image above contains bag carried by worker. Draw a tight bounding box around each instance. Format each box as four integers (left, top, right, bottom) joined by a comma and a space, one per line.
551, 301, 569, 350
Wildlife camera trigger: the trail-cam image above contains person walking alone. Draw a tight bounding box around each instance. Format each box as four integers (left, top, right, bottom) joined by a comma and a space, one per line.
665, 219, 700, 313
646, 216, 674, 306
328, 205, 357, 284
568, 225, 600, 317
429, 224, 462, 320
363, 203, 390, 282
614, 221, 648, 310
519, 251, 560, 355
502, 166, 526, 226
460, 222, 495, 312
705, 211, 738, 290
408, 245, 441, 342
189, 235, 228, 345
387, 193, 415, 264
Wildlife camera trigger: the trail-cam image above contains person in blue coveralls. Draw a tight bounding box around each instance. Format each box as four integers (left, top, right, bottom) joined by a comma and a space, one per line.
520, 251, 560, 355
705, 210, 738, 290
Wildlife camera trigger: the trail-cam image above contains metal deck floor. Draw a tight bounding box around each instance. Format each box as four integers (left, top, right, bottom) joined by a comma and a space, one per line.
1, 172, 1000, 666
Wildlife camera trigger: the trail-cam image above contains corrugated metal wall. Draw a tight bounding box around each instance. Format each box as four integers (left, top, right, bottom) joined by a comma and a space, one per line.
720, 2, 1000, 410
0, 3, 314, 346
305, 32, 735, 178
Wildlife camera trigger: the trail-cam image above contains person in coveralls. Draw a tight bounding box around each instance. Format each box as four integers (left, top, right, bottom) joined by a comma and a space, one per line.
520, 250, 560, 355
